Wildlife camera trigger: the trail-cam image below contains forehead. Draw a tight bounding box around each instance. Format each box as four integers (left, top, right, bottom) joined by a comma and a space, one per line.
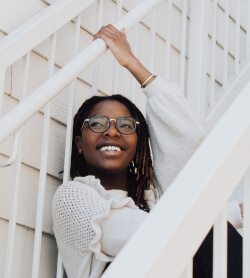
89, 100, 132, 118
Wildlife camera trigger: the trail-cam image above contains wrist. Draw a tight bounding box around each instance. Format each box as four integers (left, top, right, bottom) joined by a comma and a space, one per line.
123, 56, 141, 71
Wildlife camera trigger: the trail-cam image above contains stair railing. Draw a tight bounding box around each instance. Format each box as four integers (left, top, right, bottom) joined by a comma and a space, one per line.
102, 78, 250, 278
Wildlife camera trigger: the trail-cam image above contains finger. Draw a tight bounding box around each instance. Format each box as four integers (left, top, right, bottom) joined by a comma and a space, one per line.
121, 27, 126, 38
106, 24, 119, 33
107, 24, 126, 38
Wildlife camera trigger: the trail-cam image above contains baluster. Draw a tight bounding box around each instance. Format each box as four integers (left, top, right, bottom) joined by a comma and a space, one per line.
149, 9, 156, 72
0, 66, 20, 168
164, 0, 172, 82
223, 0, 229, 89
235, 1, 240, 74
0, 69, 6, 117
55, 13, 82, 278
92, 0, 103, 96
4, 52, 30, 278
210, 0, 217, 108
112, 0, 123, 95
129, 0, 140, 102
213, 206, 227, 278
32, 32, 57, 278
187, 0, 207, 123
180, 0, 187, 92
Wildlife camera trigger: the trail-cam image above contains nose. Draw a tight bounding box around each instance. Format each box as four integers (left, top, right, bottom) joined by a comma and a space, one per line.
103, 120, 120, 138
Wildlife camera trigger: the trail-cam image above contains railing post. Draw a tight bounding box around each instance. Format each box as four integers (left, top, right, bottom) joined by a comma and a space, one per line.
187, 0, 207, 124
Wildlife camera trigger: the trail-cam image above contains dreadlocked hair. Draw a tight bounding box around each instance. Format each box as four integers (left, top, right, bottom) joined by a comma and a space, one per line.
70, 94, 154, 212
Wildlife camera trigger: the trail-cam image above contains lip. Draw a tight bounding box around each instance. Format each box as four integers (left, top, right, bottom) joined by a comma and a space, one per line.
96, 141, 125, 151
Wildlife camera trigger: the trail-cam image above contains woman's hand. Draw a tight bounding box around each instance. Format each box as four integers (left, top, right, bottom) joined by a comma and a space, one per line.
93, 24, 156, 87
93, 24, 136, 69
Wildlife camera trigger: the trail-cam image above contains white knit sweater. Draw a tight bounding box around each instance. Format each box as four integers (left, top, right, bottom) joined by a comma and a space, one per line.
52, 77, 242, 278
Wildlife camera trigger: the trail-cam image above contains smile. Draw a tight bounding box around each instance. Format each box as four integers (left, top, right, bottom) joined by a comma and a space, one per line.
99, 146, 122, 152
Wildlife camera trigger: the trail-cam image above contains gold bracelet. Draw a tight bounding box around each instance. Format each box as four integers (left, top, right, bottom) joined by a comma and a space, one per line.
141, 73, 157, 88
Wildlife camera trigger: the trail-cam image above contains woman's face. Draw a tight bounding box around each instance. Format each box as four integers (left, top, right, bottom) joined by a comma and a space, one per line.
75, 100, 138, 176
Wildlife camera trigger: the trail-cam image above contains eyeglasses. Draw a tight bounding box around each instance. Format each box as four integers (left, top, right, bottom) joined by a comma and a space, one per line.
81, 115, 140, 135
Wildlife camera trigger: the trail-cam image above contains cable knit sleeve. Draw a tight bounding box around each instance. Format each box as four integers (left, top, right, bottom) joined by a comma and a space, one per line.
143, 77, 205, 194
52, 176, 147, 268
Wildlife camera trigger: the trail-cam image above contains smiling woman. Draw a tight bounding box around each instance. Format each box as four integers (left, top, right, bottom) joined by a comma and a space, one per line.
52, 25, 242, 278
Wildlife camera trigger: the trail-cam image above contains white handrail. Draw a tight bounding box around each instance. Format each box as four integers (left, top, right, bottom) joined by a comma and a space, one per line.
0, 0, 96, 69
102, 79, 250, 278
0, 0, 163, 145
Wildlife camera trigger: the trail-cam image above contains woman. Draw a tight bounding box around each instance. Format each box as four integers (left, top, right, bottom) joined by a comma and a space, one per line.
52, 25, 242, 278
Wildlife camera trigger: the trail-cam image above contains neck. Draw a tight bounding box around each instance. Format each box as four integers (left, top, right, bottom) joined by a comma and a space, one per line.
93, 171, 128, 191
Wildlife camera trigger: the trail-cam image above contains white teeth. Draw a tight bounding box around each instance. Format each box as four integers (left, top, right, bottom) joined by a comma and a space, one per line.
100, 146, 121, 151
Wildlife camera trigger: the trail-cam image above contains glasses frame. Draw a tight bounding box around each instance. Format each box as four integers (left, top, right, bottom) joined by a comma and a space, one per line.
81, 115, 140, 135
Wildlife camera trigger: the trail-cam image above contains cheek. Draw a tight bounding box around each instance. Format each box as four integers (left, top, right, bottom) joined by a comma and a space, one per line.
129, 134, 138, 157
80, 132, 96, 153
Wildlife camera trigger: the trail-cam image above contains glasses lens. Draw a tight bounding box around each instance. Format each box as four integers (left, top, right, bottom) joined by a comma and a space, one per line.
88, 116, 108, 132
116, 117, 136, 134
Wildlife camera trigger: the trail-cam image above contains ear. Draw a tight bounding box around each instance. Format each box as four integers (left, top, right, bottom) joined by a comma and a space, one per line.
75, 136, 82, 151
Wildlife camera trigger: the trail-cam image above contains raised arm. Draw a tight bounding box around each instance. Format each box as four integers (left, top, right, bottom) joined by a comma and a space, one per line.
93, 24, 155, 87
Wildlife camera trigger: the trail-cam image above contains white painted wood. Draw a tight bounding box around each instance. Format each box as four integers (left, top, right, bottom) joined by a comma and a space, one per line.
102, 78, 250, 278
112, 0, 123, 95
0, 0, 164, 146
164, 0, 172, 81
0, 0, 97, 69
0, 53, 30, 170
0, 94, 67, 179
0, 157, 60, 235
0, 69, 6, 116
205, 60, 250, 134
187, 0, 207, 123
57, 13, 82, 276
56, 254, 64, 278
91, 0, 103, 96
0, 132, 20, 168
180, 0, 187, 91
213, 206, 227, 278
181, 261, 192, 278
243, 168, 250, 278
149, 9, 156, 72
5, 53, 30, 278
5, 131, 22, 278
0, 220, 57, 278
32, 33, 57, 278
210, 0, 217, 108
223, 0, 229, 89
63, 14, 81, 183
235, 0, 240, 74
129, 0, 139, 102
0, 0, 47, 33
5, 51, 93, 126
1, 3, 182, 105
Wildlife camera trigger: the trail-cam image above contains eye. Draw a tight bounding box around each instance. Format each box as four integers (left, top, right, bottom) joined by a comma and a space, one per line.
118, 118, 135, 131
90, 121, 104, 127
120, 123, 133, 129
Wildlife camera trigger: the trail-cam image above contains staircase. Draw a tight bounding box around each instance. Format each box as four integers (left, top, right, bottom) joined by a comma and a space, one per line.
0, 0, 249, 277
